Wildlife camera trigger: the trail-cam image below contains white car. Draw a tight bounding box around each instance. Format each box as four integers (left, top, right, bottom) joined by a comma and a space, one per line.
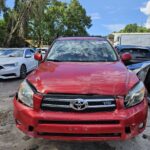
0, 48, 38, 79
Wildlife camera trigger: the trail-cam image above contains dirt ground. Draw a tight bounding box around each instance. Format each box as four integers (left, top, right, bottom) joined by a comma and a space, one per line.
0, 79, 150, 150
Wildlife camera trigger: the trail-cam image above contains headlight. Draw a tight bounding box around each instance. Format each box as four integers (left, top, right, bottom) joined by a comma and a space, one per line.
3, 62, 19, 67
18, 80, 34, 107
125, 81, 145, 108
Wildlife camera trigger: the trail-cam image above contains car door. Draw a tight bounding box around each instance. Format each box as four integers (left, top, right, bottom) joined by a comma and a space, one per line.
24, 49, 33, 72
30, 49, 38, 69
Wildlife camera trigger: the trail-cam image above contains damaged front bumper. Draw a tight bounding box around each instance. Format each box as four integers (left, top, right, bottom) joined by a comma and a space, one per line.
13, 96, 148, 141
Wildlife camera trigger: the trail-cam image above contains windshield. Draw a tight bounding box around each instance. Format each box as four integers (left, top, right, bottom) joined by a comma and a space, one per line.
46, 40, 118, 62
0, 49, 24, 57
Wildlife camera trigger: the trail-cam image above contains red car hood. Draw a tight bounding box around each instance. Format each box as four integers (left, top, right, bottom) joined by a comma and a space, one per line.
27, 61, 138, 95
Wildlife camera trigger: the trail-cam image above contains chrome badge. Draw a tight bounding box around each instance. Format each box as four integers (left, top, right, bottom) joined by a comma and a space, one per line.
70, 98, 88, 111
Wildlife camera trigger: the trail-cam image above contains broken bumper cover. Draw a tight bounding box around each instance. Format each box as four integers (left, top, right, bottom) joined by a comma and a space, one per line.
13, 97, 148, 141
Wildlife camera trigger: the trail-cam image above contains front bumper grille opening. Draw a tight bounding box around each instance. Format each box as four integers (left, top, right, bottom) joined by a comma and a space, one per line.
38, 120, 120, 125
37, 132, 121, 138
41, 94, 116, 112
41, 107, 116, 112
2, 73, 16, 77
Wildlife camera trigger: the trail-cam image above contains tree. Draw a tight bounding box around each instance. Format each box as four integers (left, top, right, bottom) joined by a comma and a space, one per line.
119, 24, 150, 33
28, 0, 51, 46
63, 0, 91, 36
28, 0, 92, 46
0, 19, 6, 46
0, 0, 92, 47
2, 0, 50, 46
0, 0, 5, 13
4, 0, 34, 46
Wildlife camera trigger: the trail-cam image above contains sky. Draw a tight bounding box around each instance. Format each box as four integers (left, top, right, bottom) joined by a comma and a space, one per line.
5, 0, 150, 36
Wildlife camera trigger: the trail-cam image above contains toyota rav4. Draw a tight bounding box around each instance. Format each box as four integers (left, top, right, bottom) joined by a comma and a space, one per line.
13, 37, 148, 141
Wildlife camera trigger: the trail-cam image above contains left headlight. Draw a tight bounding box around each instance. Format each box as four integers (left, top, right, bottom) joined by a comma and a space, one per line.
18, 80, 34, 107
3, 62, 19, 67
125, 81, 145, 108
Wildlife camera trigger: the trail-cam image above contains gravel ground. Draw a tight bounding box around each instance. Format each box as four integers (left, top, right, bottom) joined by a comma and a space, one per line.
0, 78, 150, 150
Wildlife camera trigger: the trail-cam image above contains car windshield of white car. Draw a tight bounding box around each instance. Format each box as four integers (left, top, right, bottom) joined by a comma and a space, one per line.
46, 40, 118, 62
0, 49, 24, 57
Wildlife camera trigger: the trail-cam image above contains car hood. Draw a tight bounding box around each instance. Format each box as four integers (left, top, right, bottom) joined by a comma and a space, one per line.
27, 61, 138, 95
0, 57, 21, 65
127, 61, 150, 71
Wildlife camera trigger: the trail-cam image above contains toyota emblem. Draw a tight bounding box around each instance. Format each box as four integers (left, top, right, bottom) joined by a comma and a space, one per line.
70, 98, 88, 111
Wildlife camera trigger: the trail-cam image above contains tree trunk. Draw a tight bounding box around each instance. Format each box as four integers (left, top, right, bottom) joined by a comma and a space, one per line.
5, 0, 33, 47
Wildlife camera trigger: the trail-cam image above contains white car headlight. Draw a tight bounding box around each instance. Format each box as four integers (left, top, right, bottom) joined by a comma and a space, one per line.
18, 80, 34, 107
125, 81, 145, 108
3, 62, 19, 67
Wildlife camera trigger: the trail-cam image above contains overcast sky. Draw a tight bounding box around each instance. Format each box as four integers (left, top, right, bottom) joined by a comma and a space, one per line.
5, 0, 150, 36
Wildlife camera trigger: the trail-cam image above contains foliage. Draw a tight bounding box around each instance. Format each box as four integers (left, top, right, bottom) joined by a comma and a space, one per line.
0, 19, 6, 46
28, 0, 92, 46
119, 24, 150, 33
0, 0, 5, 13
0, 0, 92, 47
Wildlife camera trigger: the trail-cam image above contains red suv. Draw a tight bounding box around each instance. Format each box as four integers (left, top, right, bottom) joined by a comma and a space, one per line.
14, 37, 148, 141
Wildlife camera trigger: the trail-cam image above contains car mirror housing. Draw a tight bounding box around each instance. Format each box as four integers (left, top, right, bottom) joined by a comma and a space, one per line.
34, 52, 42, 61
121, 53, 132, 62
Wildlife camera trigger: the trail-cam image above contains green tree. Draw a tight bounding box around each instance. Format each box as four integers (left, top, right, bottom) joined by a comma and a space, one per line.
28, 0, 51, 46
119, 24, 150, 33
0, 0, 92, 47
0, 19, 6, 46
0, 0, 5, 13
29, 0, 92, 46
64, 0, 92, 36
3, 0, 50, 46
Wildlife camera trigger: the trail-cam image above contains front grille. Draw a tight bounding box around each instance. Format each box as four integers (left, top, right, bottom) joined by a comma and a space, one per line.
41, 94, 116, 112
0, 66, 4, 70
2, 73, 16, 77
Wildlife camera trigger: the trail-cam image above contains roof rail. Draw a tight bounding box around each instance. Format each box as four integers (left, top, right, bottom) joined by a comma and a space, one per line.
58, 35, 103, 38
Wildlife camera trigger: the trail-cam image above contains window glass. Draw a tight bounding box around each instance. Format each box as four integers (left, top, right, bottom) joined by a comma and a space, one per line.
46, 40, 118, 62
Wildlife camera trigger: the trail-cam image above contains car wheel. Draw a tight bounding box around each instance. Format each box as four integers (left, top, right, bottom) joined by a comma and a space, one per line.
20, 65, 27, 79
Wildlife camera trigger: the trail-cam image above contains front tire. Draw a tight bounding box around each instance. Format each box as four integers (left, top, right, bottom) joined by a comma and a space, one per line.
20, 65, 27, 79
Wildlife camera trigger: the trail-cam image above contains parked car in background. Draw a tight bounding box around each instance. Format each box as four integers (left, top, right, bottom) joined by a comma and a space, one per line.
14, 37, 148, 141
0, 48, 38, 79
115, 45, 150, 102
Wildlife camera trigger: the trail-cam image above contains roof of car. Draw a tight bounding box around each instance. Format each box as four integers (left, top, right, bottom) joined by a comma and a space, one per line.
0, 48, 32, 51
57, 37, 106, 41
116, 45, 150, 50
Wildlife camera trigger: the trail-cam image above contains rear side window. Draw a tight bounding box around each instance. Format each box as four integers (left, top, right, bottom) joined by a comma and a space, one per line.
120, 48, 150, 58
25, 49, 32, 56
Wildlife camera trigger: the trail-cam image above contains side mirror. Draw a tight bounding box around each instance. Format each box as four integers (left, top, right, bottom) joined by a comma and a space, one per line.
34, 52, 42, 61
121, 53, 132, 62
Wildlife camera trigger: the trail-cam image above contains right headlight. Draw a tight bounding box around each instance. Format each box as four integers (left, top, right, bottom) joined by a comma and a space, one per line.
18, 80, 34, 107
125, 81, 145, 108
3, 62, 19, 67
